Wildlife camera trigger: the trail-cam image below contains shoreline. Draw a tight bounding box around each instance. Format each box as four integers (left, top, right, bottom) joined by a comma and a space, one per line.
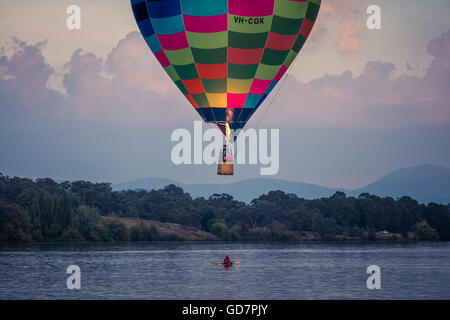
1, 239, 448, 249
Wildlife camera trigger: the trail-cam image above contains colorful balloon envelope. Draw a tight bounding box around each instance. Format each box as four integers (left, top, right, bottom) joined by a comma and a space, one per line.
131, 0, 321, 136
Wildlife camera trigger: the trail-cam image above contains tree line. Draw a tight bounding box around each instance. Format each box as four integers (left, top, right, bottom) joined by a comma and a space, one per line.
1, 173, 449, 244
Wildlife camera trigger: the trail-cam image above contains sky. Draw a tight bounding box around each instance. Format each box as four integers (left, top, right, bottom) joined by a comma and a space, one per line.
0, 0, 449, 189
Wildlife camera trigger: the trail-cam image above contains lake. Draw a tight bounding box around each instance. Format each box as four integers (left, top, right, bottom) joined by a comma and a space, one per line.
0, 242, 449, 300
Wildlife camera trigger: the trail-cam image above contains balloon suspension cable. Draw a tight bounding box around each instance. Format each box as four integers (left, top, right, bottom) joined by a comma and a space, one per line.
253, 58, 298, 130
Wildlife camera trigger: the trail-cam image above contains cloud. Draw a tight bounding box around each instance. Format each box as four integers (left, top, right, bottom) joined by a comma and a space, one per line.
0, 32, 195, 128
337, 17, 363, 54
1, 29, 449, 187
105, 32, 175, 97
311, 0, 365, 54
0, 38, 61, 113
426, 29, 450, 81
258, 29, 450, 129
61, 32, 195, 126
1, 29, 449, 132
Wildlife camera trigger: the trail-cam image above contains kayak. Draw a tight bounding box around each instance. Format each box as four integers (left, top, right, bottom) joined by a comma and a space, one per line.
214, 261, 239, 267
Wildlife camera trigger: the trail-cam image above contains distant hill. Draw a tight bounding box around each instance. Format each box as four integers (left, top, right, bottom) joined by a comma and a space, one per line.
113, 178, 337, 202
114, 177, 180, 192
182, 179, 336, 202
113, 165, 450, 204
352, 165, 450, 204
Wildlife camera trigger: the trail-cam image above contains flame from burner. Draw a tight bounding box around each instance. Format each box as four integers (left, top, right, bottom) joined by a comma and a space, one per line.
225, 123, 231, 142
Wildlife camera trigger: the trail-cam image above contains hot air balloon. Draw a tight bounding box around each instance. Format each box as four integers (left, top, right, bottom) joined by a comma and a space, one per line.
131, 0, 321, 175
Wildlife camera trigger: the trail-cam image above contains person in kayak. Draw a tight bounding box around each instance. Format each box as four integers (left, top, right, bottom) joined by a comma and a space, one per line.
223, 256, 231, 265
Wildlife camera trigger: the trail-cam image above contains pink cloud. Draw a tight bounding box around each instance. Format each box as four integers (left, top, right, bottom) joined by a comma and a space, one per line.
1, 29, 449, 131
60, 32, 193, 126
338, 18, 363, 54
0, 33, 195, 127
105, 32, 176, 97
0, 38, 59, 112
259, 30, 450, 129
311, 0, 365, 54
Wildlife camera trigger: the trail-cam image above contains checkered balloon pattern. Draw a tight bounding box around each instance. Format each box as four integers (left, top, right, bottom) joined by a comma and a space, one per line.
131, 0, 321, 131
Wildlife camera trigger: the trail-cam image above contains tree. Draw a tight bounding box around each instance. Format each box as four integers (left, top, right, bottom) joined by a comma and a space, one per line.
367, 228, 377, 242
73, 206, 103, 241
0, 199, 32, 244
60, 227, 84, 242
331, 191, 346, 200
1, 174, 450, 243
318, 217, 337, 239
413, 220, 439, 241
102, 219, 130, 242
130, 223, 160, 241
209, 220, 230, 240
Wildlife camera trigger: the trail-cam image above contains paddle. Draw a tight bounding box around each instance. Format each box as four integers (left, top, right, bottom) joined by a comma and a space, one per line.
214, 261, 240, 266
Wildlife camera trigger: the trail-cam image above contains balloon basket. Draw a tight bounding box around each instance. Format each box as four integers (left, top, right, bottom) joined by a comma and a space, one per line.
217, 163, 234, 175
217, 144, 234, 175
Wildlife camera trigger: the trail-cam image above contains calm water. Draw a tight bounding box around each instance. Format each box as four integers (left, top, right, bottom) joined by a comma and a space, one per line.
0, 242, 449, 300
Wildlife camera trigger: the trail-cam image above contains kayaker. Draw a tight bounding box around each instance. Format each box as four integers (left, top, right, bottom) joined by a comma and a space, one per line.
224, 256, 231, 265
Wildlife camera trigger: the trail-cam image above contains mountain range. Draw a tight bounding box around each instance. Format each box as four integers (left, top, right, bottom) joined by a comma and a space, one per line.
113, 165, 450, 204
